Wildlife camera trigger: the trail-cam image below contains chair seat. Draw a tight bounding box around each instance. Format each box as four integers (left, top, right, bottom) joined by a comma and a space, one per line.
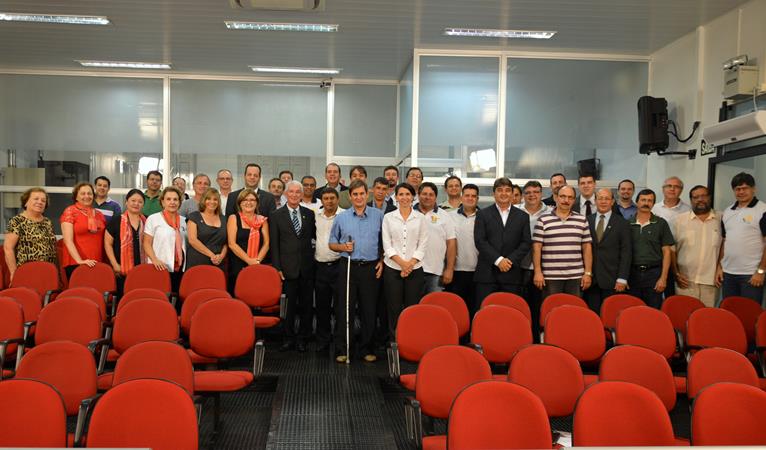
422, 434, 446, 450
674, 376, 687, 394
254, 316, 280, 329
97, 373, 114, 391
2, 369, 14, 378
186, 349, 218, 364
261, 305, 280, 314
194, 370, 254, 392
492, 374, 508, 381
107, 349, 120, 361
584, 374, 599, 387
399, 373, 416, 391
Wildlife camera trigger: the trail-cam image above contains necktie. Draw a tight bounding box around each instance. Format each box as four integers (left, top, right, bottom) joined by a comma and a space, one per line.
291, 209, 301, 234
585, 200, 592, 216
596, 214, 605, 243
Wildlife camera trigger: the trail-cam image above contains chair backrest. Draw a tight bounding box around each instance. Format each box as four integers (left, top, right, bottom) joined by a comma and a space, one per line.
234, 264, 282, 308
180, 288, 231, 335
123, 264, 171, 294
0, 298, 24, 358
396, 304, 459, 362
15, 341, 98, 415
190, 298, 255, 358
599, 345, 676, 411
686, 307, 747, 355
509, 344, 585, 417
0, 379, 68, 448
692, 382, 766, 446
116, 288, 169, 314
35, 297, 102, 346
112, 299, 180, 354
480, 292, 531, 322
420, 291, 470, 337
573, 381, 677, 446
686, 347, 760, 399
720, 296, 764, 344
543, 305, 605, 363
539, 293, 587, 327
10, 261, 60, 296
69, 262, 116, 294
178, 265, 227, 302
58, 286, 107, 319
615, 306, 677, 360
470, 305, 532, 364
447, 381, 552, 450
85, 379, 198, 450
112, 341, 194, 395
600, 294, 645, 330
661, 294, 705, 334
0, 287, 42, 323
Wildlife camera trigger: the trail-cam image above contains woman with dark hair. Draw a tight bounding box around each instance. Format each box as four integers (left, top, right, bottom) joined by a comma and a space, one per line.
3, 187, 57, 281
104, 189, 146, 276
144, 186, 187, 291
227, 188, 269, 288
61, 182, 107, 279
186, 187, 227, 268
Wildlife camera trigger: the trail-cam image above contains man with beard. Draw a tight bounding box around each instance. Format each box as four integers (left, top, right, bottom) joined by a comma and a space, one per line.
616, 179, 638, 219
543, 173, 566, 207
383, 165, 399, 205
672, 185, 721, 307
628, 189, 674, 309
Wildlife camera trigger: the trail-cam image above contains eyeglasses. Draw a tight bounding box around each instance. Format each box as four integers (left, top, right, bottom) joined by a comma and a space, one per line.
663, 184, 682, 189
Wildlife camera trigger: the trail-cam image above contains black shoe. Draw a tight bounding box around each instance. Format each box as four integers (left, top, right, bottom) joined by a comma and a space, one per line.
279, 341, 295, 352
316, 342, 330, 353
296, 342, 307, 353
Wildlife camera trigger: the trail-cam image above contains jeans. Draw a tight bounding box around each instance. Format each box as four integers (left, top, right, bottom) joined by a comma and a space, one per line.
722, 273, 765, 306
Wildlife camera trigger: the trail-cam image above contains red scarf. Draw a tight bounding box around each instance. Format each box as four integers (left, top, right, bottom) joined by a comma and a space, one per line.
75, 204, 102, 233
119, 212, 146, 275
239, 213, 264, 258
162, 211, 183, 272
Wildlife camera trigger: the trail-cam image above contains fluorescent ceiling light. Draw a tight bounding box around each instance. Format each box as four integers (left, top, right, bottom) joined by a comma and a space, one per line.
444, 28, 556, 39
0, 12, 110, 25
76, 60, 171, 69
225, 21, 337, 32
250, 66, 341, 75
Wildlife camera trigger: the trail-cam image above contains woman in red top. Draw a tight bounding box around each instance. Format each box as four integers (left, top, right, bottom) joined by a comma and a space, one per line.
60, 182, 107, 280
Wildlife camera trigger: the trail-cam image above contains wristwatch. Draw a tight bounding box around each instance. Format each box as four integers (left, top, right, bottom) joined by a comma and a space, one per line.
757, 268, 765, 275
583, 271, 593, 277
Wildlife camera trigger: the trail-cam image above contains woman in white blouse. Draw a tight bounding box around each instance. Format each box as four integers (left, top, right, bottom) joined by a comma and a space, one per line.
144, 186, 187, 292
381, 183, 429, 338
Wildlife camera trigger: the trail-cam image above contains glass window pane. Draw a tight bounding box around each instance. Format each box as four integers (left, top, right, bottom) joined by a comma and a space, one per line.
334, 84, 397, 157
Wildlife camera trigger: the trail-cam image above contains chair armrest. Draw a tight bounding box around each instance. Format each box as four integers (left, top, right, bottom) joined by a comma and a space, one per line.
404, 396, 423, 447
22, 320, 37, 343
279, 294, 287, 320
43, 289, 62, 306
675, 329, 685, 354
74, 394, 103, 446
104, 291, 117, 317
0, 338, 26, 380
387, 342, 400, 379
89, 338, 111, 374
684, 344, 703, 364
169, 292, 178, 308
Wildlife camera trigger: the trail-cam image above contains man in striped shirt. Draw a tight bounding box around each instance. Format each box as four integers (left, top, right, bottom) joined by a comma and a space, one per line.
532, 185, 593, 298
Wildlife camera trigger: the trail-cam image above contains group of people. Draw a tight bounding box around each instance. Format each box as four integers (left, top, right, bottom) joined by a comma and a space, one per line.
4, 162, 765, 364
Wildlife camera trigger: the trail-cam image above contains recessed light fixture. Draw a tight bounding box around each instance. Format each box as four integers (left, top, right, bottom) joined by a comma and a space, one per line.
250, 66, 341, 75
0, 12, 110, 25
225, 21, 338, 32
444, 28, 556, 39
76, 60, 171, 70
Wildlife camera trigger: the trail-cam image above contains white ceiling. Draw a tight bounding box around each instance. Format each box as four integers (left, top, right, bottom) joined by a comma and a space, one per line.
0, 0, 751, 80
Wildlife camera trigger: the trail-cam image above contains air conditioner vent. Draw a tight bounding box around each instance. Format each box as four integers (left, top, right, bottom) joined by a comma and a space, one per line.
230, 0, 325, 11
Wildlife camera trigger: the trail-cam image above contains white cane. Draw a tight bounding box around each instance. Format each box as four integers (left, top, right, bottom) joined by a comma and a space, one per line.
345, 239, 352, 364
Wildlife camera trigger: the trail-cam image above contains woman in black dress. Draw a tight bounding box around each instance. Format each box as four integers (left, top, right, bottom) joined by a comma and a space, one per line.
186, 188, 227, 269
227, 188, 269, 290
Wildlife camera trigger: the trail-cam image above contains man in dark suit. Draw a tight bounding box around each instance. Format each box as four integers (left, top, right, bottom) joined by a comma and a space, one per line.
585, 188, 632, 313
270, 180, 316, 352
572, 173, 596, 217
474, 177, 532, 308
225, 163, 277, 218
312, 162, 348, 202
543, 173, 566, 207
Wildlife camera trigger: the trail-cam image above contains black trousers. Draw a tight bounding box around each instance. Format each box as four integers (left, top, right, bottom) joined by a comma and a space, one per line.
628, 266, 663, 309
447, 270, 477, 317
283, 272, 314, 343
585, 286, 616, 314
383, 266, 424, 340
314, 260, 340, 345
334, 260, 379, 356
522, 269, 543, 341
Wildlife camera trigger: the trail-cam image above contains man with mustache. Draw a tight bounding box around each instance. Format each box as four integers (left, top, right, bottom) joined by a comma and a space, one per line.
628, 189, 675, 309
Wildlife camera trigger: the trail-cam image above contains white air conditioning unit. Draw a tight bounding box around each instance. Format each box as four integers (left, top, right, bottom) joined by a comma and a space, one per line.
229, 0, 324, 11
702, 110, 766, 146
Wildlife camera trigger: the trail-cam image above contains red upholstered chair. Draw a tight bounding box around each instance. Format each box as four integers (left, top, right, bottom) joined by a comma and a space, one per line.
15, 341, 98, 416
720, 296, 764, 346
179, 265, 227, 303
539, 293, 587, 340
0, 379, 68, 448
685, 307, 747, 361
407, 345, 492, 449
686, 347, 760, 400
470, 305, 532, 365
600, 294, 645, 338
10, 261, 60, 305
662, 294, 705, 338
83, 379, 198, 450
573, 381, 680, 446
542, 305, 605, 386
98, 340, 194, 394
0, 299, 24, 378
599, 345, 677, 411
180, 288, 231, 336
0, 287, 42, 340
235, 264, 283, 329
123, 263, 172, 296
420, 291, 471, 338
446, 381, 552, 450
692, 382, 766, 446
480, 292, 532, 323
388, 304, 459, 391
58, 287, 108, 319
69, 262, 117, 313
35, 297, 104, 352
116, 287, 170, 314
508, 344, 585, 418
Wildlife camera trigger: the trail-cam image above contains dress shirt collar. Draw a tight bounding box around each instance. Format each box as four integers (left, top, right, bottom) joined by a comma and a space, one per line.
521, 202, 548, 217
495, 203, 512, 214
731, 196, 759, 210
689, 210, 716, 221
352, 206, 369, 217
596, 210, 612, 223
457, 205, 478, 217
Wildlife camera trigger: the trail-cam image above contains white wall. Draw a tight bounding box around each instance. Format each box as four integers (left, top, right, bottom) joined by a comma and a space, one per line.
647, 0, 766, 193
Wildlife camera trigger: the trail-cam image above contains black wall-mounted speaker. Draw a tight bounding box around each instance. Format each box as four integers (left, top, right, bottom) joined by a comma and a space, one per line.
637, 96, 669, 154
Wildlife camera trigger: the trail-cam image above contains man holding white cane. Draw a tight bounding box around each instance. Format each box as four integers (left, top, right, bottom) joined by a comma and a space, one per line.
329, 179, 384, 364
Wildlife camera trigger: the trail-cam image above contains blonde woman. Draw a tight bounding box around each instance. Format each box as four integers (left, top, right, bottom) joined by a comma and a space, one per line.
186, 188, 227, 268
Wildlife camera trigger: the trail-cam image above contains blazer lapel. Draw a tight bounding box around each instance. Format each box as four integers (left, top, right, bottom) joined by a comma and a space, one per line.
600, 214, 618, 242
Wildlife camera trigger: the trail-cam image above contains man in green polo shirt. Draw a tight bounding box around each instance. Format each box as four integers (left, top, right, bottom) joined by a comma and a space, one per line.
142, 170, 163, 216
628, 188, 675, 309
